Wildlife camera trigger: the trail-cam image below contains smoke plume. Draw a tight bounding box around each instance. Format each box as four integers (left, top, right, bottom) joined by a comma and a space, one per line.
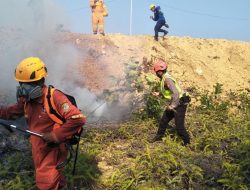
0, 0, 108, 121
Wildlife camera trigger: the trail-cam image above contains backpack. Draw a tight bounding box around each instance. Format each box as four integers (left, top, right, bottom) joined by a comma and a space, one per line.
44, 85, 82, 142
45, 85, 83, 175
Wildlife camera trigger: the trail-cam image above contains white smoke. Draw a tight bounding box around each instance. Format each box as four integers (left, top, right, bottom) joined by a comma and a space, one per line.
0, 0, 108, 121
0, 0, 70, 97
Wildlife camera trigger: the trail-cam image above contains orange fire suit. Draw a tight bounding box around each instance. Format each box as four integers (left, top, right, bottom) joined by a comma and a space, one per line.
90, 0, 105, 34
0, 85, 86, 190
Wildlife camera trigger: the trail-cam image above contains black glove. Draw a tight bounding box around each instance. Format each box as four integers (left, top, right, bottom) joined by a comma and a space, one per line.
180, 94, 191, 105
42, 132, 55, 143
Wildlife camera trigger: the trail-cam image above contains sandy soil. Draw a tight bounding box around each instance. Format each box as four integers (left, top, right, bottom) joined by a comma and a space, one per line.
60, 33, 250, 94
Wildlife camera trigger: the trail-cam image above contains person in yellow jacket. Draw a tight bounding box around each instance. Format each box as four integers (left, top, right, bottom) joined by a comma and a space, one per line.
90, 0, 108, 35
151, 60, 191, 145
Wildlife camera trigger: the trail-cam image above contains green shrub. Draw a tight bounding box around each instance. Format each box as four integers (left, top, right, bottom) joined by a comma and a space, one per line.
1, 79, 250, 190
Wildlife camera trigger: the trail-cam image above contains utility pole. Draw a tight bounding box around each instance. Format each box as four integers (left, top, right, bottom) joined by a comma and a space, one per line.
130, 0, 133, 35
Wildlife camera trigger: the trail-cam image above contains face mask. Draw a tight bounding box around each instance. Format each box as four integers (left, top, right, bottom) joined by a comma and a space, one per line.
16, 83, 43, 101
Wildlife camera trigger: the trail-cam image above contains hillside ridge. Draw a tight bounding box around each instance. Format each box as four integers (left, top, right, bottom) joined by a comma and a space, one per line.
61, 33, 250, 93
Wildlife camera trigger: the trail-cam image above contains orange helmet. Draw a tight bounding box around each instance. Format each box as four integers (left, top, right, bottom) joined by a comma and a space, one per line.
153, 60, 167, 72
15, 57, 48, 82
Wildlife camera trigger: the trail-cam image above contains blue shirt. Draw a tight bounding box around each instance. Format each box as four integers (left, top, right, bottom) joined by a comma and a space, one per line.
153, 6, 165, 22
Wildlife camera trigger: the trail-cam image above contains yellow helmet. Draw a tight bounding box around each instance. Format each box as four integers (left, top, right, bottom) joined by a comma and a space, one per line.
149, 4, 155, 10
15, 57, 48, 82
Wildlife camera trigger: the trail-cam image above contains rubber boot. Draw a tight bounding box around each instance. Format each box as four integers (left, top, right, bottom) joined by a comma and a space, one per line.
150, 127, 166, 143
154, 36, 158, 41
182, 137, 190, 146
150, 134, 163, 142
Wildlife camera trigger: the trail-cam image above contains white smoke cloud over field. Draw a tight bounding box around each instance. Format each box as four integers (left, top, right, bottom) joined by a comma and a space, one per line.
0, 0, 108, 121
0, 0, 70, 96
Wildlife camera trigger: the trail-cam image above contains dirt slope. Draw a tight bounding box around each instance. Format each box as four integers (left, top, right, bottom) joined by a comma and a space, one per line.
61, 33, 250, 94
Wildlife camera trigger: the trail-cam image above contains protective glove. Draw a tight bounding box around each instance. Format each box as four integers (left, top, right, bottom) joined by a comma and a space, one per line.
150, 16, 154, 20
42, 132, 57, 143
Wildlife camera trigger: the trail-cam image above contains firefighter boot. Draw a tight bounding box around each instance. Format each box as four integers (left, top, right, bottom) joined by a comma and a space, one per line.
150, 126, 166, 143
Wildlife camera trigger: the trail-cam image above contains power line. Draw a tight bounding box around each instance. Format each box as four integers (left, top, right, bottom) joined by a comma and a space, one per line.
159, 2, 250, 21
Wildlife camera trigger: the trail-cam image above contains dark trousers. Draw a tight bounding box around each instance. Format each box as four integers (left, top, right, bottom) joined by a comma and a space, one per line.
157, 104, 190, 145
154, 20, 167, 38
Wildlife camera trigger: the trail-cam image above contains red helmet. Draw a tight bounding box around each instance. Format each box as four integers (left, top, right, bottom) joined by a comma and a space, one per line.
153, 60, 167, 72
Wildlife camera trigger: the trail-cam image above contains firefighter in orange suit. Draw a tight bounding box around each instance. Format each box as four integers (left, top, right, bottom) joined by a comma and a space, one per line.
90, 0, 107, 35
0, 57, 86, 189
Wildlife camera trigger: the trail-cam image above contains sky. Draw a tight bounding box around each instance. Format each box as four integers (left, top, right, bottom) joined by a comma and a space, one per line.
55, 0, 250, 42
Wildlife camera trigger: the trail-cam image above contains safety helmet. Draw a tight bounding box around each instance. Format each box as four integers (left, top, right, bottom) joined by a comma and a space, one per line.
153, 60, 168, 72
15, 57, 48, 82
149, 4, 155, 10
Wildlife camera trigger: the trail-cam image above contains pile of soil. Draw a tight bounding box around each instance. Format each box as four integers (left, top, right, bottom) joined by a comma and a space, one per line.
60, 33, 250, 94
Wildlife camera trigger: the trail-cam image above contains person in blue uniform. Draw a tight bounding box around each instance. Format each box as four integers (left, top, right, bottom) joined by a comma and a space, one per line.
149, 4, 169, 41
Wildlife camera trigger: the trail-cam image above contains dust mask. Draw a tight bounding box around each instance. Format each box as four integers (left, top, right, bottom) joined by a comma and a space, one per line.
16, 83, 43, 101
